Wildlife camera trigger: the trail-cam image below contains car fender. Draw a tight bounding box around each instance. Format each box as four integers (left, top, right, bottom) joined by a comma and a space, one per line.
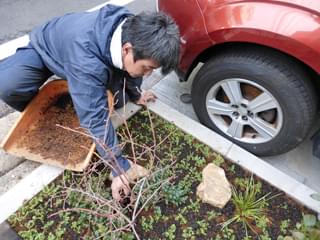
197, 0, 320, 74
158, 0, 213, 73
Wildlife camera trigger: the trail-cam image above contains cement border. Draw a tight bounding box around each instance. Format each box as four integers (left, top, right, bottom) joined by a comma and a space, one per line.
0, 165, 63, 224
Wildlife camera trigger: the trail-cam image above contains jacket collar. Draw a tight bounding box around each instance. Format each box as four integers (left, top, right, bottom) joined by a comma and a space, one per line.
110, 18, 126, 70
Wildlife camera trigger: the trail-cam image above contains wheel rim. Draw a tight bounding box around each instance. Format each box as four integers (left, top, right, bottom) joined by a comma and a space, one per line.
205, 78, 283, 144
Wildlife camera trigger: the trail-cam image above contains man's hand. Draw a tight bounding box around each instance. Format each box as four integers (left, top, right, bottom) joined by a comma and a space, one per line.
111, 174, 130, 202
136, 90, 157, 106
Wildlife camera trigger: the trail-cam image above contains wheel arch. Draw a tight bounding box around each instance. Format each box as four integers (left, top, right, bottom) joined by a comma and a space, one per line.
185, 42, 320, 96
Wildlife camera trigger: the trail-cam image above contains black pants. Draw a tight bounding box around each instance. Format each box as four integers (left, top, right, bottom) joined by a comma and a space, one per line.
0, 44, 53, 111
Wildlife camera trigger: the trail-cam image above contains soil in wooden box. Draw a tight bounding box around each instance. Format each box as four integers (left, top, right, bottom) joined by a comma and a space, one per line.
16, 94, 92, 167
8, 110, 319, 240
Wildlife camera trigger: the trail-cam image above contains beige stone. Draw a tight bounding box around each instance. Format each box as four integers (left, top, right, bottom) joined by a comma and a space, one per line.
109, 160, 150, 183
196, 163, 231, 208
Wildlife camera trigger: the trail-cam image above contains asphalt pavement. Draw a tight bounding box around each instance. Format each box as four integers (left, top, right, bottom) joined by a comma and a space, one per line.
0, 0, 155, 45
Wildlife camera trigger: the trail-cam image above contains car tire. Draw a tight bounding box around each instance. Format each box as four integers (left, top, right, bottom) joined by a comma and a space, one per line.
191, 47, 317, 156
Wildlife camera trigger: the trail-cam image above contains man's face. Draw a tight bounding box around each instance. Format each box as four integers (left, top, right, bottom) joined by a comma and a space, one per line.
122, 43, 159, 78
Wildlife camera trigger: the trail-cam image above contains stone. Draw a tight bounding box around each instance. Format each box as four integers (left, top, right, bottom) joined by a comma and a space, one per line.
109, 160, 150, 183
196, 163, 231, 208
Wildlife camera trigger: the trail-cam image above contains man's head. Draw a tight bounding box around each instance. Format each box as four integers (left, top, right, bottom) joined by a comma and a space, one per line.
121, 12, 180, 78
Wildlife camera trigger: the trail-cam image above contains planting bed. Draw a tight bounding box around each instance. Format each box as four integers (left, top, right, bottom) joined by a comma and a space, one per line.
8, 110, 320, 240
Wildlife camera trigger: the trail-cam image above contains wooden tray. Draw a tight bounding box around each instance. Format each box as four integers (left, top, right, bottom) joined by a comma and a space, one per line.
0, 80, 95, 171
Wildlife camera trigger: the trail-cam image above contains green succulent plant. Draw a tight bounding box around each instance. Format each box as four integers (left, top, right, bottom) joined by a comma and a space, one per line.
278, 214, 320, 240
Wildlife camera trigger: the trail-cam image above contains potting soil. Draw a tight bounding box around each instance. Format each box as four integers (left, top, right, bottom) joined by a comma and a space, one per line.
16, 94, 92, 167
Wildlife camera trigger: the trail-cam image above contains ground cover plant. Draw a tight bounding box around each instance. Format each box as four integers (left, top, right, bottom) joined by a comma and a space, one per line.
8, 109, 319, 239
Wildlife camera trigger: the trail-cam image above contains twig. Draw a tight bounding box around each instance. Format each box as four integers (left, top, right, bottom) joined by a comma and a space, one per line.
48, 207, 115, 218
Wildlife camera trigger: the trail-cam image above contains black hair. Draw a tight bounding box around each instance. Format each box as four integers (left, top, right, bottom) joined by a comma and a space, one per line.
122, 11, 180, 75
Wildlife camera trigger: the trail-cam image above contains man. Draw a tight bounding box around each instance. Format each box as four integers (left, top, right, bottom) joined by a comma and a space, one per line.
0, 4, 180, 201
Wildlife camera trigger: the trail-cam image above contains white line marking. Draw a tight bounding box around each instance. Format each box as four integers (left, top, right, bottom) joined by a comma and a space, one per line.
0, 0, 135, 61
0, 35, 29, 60
88, 0, 134, 12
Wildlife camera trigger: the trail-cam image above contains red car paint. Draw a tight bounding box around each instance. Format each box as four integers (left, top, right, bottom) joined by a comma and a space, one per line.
158, 0, 320, 77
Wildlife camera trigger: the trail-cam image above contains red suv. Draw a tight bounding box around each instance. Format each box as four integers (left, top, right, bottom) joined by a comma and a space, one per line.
158, 0, 320, 156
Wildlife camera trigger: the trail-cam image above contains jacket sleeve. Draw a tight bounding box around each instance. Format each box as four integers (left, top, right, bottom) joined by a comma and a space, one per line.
125, 74, 143, 102
65, 63, 130, 176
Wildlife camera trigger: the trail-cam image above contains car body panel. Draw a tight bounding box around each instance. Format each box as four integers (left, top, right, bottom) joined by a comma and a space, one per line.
159, 0, 320, 74
158, 0, 213, 72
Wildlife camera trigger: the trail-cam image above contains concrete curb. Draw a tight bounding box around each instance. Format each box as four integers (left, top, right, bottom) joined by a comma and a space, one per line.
0, 165, 63, 224
0, 161, 39, 195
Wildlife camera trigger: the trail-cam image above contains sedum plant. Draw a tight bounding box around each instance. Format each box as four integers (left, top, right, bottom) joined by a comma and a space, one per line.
278, 214, 320, 240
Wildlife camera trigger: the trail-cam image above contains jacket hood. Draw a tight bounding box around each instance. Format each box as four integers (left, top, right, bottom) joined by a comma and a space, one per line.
93, 4, 132, 66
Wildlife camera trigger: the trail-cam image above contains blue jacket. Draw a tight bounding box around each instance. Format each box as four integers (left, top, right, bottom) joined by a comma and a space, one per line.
29, 4, 141, 175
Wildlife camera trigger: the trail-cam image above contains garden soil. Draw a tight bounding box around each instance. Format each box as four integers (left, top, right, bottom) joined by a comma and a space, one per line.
16, 94, 92, 167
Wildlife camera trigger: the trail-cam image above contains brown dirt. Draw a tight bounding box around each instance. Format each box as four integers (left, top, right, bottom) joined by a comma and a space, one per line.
16, 94, 92, 167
